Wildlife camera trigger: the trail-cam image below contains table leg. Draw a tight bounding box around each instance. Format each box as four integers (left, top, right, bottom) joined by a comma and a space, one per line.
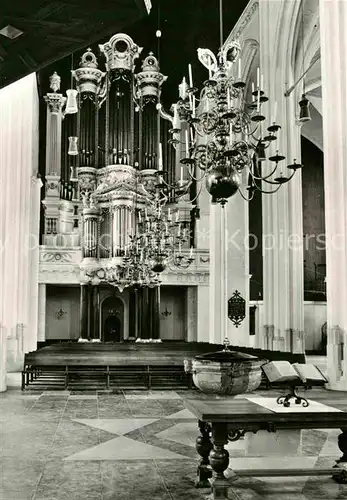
209, 423, 230, 499
333, 428, 347, 484
195, 420, 213, 488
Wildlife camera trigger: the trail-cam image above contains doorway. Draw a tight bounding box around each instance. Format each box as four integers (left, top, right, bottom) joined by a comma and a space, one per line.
104, 315, 122, 342
101, 296, 124, 342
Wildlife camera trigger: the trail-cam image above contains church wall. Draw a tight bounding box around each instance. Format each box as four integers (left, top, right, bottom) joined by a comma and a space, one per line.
301, 136, 326, 301
304, 302, 326, 352
159, 286, 186, 341
252, 300, 326, 352
197, 286, 209, 343
186, 287, 197, 342
45, 286, 80, 340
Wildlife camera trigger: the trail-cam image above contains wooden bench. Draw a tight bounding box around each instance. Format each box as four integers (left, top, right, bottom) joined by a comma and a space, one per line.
21, 342, 305, 391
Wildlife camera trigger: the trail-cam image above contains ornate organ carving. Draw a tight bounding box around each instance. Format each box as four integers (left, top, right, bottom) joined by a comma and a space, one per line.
42, 32, 183, 285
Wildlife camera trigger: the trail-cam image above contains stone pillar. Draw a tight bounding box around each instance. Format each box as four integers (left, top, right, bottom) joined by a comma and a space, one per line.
38, 284, 46, 343
141, 287, 150, 339
27, 176, 43, 352
137, 288, 150, 339
186, 287, 197, 342
44, 75, 65, 177
259, 0, 304, 353
42, 73, 65, 245
149, 287, 160, 340
209, 196, 249, 347
197, 286, 210, 343
319, 0, 347, 389
134, 289, 140, 338
92, 286, 100, 340
79, 285, 89, 340
87, 285, 93, 340
0, 325, 6, 392
1, 74, 40, 371
209, 204, 223, 345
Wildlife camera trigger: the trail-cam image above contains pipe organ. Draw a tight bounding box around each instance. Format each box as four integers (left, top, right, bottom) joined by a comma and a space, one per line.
41, 32, 194, 341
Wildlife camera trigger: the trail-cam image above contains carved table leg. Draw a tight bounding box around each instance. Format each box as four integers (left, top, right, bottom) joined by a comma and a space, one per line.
195, 419, 213, 488
209, 423, 230, 499
333, 428, 347, 484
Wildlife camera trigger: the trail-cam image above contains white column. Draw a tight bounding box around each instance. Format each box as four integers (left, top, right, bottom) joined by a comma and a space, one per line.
0, 326, 6, 392
0, 87, 6, 390
38, 284, 47, 343
0, 74, 40, 373
225, 189, 250, 346
209, 194, 249, 346
27, 177, 43, 351
44, 92, 65, 177
197, 285, 209, 342
259, 0, 304, 353
186, 287, 197, 342
319, 0, 347, 390
209, 204, 223, 344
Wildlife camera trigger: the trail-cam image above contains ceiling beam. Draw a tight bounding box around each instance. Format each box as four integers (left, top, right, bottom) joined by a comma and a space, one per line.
60, 0, 133, 8
0, 43, 7, 62
33, 2, 67, 21
18, 50, 38, 70
3, 16, 70, 30
46, 34, 84, 44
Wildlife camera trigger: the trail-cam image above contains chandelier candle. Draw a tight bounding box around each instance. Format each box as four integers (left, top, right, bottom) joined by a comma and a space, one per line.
190, 127, 194, 144
227, 88, 231, 109
188, 63, 193, 88
182, 77, 187, 98
173, 104, 180, 129
158, 142, 163, 170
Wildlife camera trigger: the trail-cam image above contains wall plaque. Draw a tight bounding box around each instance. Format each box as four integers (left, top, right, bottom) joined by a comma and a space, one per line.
228, 290, 246, 327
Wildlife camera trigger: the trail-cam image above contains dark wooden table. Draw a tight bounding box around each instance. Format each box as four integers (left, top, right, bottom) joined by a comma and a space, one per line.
185, 395, 347, 499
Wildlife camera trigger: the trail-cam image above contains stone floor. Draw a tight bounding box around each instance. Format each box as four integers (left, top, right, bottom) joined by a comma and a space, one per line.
0, 383, 346, 500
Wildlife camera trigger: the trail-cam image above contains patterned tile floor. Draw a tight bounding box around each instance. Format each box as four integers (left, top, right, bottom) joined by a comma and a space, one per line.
0, 386, 346, 500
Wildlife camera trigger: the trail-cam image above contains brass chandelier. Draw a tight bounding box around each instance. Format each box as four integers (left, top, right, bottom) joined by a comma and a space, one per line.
168, 3, 302, 205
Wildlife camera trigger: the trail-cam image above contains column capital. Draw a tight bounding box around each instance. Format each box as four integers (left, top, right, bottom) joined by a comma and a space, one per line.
44, 93, 66, 114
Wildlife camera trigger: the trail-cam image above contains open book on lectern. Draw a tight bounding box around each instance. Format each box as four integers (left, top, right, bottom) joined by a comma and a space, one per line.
262, 361, 328, 385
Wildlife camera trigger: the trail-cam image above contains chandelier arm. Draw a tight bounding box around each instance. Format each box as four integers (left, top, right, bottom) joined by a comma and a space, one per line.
253, 183, 282, 194
186, 166, 207, 182
237, 187, 255, 202
249, 163, 280, 181
260, 169, 296, 185
245, 122, 262, 138
189, 183, 203, 203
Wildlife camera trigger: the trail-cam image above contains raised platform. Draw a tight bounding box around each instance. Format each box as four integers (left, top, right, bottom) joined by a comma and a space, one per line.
22, 341, 306, 391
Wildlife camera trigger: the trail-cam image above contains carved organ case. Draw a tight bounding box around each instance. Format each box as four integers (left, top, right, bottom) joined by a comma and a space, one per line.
57, 34, 178, 272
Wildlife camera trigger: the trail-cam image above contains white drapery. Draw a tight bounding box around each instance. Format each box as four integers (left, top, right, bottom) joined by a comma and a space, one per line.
0, 74, 41, 390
